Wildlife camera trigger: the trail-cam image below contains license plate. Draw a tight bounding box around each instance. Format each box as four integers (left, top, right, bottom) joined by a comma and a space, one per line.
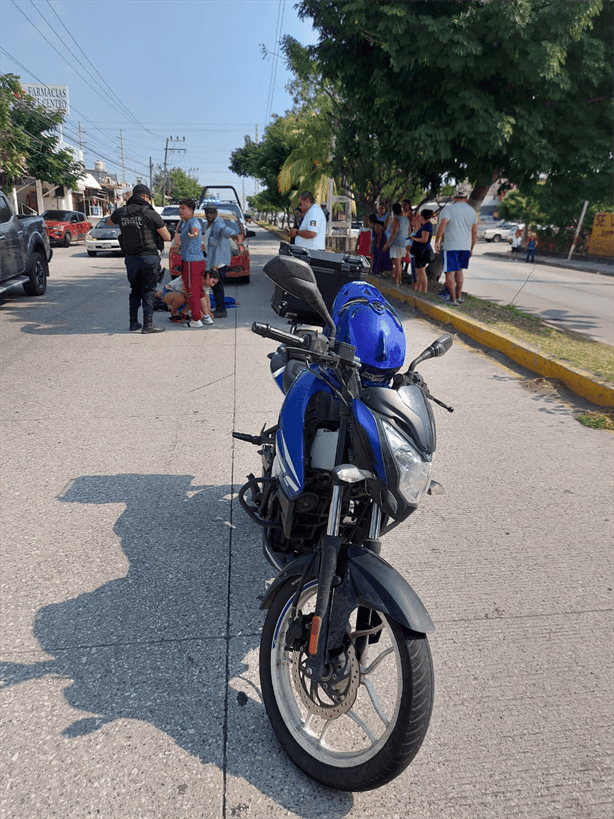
97, 243, 112, 248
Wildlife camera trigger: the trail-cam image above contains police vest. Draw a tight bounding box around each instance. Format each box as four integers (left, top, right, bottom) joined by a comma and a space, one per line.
117, 202, 163, 255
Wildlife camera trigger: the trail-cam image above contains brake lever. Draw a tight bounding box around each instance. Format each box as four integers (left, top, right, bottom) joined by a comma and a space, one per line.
393, 371, 454, 412
428, 393, 454, 413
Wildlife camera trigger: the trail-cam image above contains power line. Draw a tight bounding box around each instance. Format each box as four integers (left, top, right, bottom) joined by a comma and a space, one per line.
12, 0, 142, 130
264, 0, 286, 133
8, 87, 150, 179
40, 0, 158, 139
8, 0, 161, 172
1, 48, 152, 175
11, 96, 149, 177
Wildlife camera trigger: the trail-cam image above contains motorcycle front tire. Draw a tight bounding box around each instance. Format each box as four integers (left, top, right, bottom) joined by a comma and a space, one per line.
259, 577, 434, 791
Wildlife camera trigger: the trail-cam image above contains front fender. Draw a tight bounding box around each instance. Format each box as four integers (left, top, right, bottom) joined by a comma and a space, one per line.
260, 545, 433, 634
346, 544, 434, 633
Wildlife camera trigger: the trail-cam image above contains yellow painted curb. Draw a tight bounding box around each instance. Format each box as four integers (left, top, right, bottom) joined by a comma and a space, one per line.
368, 276, 614, 408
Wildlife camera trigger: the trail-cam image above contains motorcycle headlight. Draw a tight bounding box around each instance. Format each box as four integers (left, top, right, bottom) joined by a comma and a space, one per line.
382, 421, 431, 505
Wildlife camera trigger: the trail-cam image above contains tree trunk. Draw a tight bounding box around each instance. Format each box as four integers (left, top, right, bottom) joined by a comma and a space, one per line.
468, 170, 502, 213
467, 183, 492, 213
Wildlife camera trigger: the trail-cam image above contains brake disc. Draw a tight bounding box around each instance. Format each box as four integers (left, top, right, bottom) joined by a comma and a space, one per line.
292, 644, 360, 719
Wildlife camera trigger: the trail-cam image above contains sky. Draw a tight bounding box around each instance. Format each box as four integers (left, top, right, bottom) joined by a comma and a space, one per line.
0, 0, 319, 202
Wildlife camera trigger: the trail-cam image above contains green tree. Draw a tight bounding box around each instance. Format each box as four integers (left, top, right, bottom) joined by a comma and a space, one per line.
230, 116, 295, 217
152, 166, 200, 204
277, 108, 334, 205
296, 0, 613, 210
281, 35, 428, 213
499, 182, 613, 252
1, 73, 83, 193
498, 187, 546, 229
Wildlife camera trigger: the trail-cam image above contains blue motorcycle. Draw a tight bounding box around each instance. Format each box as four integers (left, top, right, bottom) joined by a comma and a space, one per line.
233, 252, 453, 791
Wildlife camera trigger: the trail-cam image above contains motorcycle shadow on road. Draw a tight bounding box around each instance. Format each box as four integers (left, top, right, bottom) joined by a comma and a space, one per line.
0, 473, 353, 815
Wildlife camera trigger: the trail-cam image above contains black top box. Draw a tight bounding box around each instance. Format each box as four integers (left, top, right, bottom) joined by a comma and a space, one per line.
271, 242, 370, 326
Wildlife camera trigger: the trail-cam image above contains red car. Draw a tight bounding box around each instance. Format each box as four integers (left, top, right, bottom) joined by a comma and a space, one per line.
42, 210, 92, 247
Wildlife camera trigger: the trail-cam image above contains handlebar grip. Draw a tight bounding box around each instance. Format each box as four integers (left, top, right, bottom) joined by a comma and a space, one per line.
251, 322, 307, 347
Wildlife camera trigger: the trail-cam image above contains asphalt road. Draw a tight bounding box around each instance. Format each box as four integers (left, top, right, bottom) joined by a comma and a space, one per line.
1, 227, 612, 819
466, 243, 614, 346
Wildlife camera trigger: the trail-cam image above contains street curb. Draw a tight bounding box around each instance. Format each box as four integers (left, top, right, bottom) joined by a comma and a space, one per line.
367, 276, 614, 408
255, 223, 613, 407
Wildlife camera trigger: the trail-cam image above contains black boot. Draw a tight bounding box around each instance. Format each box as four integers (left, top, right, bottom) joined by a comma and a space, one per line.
141, 292, 164, 334
129, 294, 142, 331
142, 315, 165, 334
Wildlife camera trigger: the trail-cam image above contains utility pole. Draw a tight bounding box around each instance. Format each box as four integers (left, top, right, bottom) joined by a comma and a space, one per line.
567, 200, 589, 261
162, 136, 186, 203
77, 122, 86, 163
254, 125, 259, 197
119, 130, 126, 184
149, 157, 154, 194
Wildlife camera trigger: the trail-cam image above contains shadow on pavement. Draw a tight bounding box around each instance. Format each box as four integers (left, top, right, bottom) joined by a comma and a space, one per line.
0, 473, 353, 816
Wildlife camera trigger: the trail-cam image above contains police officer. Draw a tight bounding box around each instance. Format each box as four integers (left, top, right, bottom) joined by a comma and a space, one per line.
108, 184, 171, 333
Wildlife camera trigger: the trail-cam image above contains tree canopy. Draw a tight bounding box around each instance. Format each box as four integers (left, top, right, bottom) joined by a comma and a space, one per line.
151, 167, 200, 205
230, 116, 297, 214
0, 73, 84, 193
295, 0, 613, 211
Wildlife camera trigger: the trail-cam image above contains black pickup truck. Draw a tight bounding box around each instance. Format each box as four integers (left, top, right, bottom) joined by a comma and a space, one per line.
0, 191, 53, 296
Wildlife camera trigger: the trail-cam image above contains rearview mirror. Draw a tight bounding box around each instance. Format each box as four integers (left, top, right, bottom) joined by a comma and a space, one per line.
431, 334, 453, 356
263, 255, 336, 340
407, 334, 453, 372
246, 230, 256, 239
263, 254, 317, 297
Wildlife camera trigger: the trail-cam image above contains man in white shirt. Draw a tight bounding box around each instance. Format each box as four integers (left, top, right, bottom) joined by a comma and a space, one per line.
289, 191, 326, 250
434, 184, 477, 305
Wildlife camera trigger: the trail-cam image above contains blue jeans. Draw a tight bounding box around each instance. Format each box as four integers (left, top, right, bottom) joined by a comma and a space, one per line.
211, 265, 227, 312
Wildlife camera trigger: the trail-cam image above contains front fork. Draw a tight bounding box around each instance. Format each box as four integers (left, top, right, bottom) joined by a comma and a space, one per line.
305, 486, 381, 680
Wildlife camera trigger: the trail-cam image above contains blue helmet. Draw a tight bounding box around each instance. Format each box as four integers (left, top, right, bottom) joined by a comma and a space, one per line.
330, 281, 406, 385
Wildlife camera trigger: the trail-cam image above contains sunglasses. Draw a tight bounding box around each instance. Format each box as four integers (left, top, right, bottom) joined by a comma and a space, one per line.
205, 209, 217, 215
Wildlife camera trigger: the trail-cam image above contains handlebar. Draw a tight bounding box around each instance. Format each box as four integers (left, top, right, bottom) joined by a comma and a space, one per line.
251, 322, 308, 348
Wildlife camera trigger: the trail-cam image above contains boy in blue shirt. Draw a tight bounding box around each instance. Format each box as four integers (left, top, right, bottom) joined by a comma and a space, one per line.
173, 199, 206, 328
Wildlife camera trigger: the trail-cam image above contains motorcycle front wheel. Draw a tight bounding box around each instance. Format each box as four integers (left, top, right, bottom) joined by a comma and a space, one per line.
260, 578, 434, 791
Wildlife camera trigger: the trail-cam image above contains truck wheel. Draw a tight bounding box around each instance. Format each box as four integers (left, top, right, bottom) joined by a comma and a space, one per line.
63, 231, 72, 247
22, 251, 48, 296
87, 250, 97, 257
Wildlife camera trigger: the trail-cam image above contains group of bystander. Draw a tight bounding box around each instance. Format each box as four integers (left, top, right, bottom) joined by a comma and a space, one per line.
110, 186, 243, 333
355, 184, 478, 305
